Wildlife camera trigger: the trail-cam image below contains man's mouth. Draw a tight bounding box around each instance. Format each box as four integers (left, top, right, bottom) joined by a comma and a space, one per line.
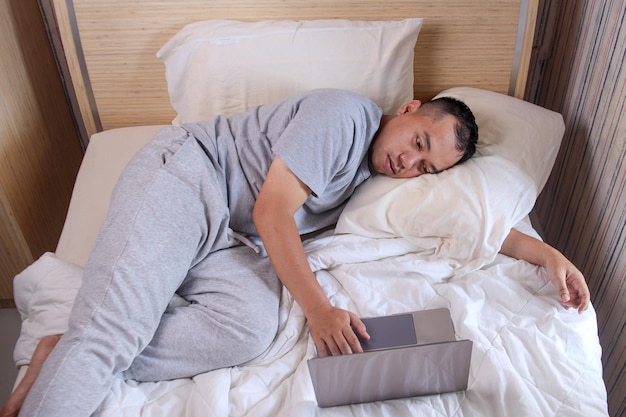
388, 156, 398, 175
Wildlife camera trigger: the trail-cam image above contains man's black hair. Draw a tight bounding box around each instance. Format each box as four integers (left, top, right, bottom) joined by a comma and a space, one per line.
423, 96, 478, 165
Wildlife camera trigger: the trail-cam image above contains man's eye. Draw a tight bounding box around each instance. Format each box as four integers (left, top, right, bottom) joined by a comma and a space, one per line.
416, 138, 422, 150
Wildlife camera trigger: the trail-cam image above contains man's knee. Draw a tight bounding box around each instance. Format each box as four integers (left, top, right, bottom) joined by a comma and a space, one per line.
241, 312, 280, 361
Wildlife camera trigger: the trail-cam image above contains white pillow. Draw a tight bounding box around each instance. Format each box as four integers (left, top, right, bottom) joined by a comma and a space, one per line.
157, 18, 423, 124
336, 156, 537, 270
434, 87, 565, 193
336, 88, 565, 270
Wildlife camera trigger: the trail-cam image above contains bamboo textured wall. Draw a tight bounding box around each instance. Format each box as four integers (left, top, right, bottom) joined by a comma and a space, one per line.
526, 1, 625, 416
0, 0, 83, 307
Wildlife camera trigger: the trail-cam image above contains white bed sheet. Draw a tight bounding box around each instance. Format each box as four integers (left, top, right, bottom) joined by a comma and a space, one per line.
13, 220, 609, 417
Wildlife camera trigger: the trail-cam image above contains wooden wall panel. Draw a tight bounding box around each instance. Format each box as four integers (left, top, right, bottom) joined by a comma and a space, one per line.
526, 0, 626, 415
0, 0, 83, 307
50, 0, 534, 140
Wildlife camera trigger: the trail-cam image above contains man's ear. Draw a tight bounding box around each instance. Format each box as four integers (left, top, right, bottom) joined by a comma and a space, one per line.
397, 100, 422, 115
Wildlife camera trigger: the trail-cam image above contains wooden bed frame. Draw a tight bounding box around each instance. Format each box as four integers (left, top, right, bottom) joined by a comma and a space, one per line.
42, 0, 537, 146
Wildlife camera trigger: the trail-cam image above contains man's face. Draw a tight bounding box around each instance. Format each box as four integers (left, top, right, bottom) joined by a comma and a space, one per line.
370, 101, 463, 178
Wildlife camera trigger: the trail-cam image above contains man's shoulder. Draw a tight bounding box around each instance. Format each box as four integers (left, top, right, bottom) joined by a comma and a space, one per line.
303, 88, 372, 103
295, 88, 381, 118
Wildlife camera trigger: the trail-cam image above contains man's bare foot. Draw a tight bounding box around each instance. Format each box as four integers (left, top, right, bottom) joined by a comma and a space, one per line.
0, 334, 61, 417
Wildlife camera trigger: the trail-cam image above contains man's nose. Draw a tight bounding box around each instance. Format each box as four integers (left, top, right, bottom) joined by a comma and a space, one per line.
400, 152, 419, 171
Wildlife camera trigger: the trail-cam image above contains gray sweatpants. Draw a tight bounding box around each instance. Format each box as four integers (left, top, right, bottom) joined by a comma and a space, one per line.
20, 127, 281, 417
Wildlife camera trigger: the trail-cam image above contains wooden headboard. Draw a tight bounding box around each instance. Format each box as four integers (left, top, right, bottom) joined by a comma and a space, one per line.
43, 0, 538, 144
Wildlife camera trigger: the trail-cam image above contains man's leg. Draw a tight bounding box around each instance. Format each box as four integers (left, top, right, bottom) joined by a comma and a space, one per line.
18, 128, 233, 417
125, 245, 282, 381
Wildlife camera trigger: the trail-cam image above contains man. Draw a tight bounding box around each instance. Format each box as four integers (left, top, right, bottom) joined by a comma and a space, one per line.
2, 89, 588, 417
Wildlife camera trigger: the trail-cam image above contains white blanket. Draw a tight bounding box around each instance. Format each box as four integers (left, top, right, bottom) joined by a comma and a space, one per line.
13, 228, 608, 417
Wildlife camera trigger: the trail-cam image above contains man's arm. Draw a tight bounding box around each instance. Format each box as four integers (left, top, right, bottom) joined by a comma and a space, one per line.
253, 156, 369, 356
499, 228, 590, 313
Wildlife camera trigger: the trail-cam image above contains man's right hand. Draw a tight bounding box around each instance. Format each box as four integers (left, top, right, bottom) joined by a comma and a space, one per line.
307, 305, 370, 356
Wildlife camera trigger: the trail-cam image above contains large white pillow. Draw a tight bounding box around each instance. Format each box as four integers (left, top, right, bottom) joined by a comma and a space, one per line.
435, 87, 565, 193
157, 18, 423, 124
336, 88, 565, 270
336, 156, 537, 270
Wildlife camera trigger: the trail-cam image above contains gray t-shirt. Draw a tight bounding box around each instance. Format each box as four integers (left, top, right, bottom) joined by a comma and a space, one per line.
183, 89, 382, 237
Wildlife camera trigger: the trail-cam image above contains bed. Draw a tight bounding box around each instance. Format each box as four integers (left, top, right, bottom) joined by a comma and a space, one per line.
11, 0, 609, 416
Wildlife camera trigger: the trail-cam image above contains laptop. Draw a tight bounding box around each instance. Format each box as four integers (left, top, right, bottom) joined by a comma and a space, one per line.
307, 308, 472, 408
